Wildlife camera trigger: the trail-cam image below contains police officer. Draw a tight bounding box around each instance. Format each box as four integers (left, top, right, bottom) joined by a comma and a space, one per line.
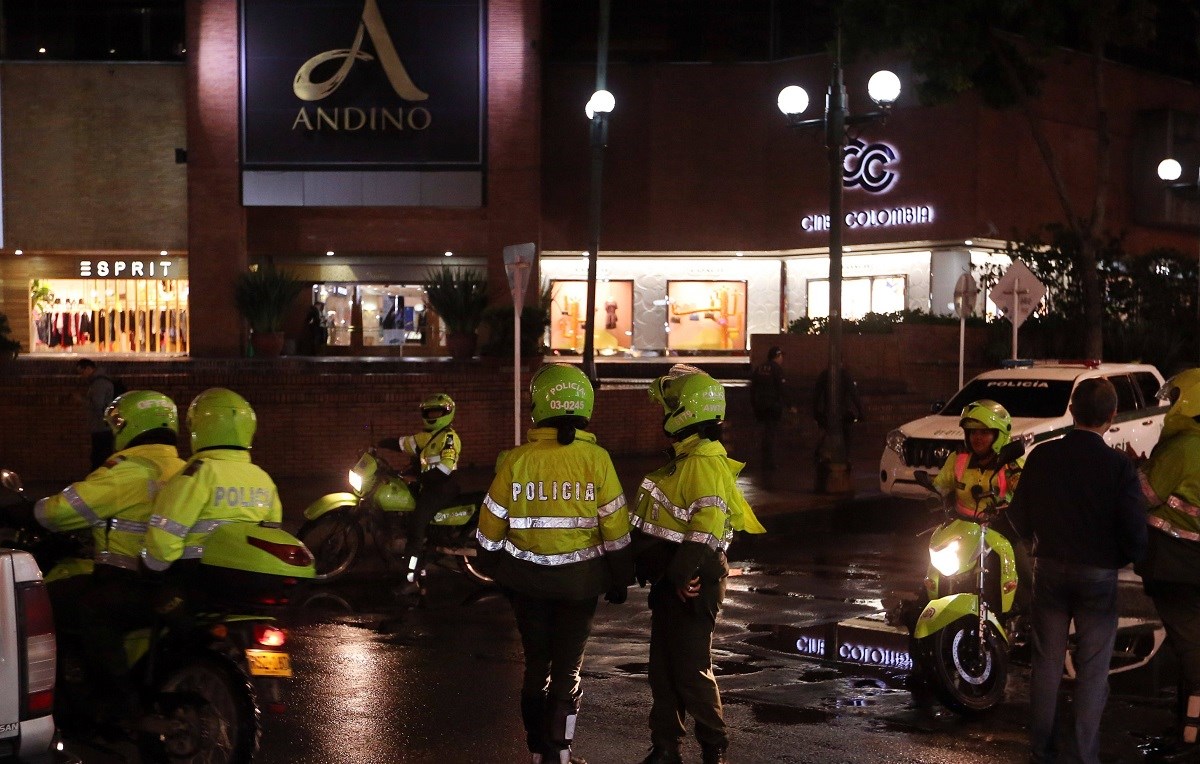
35, 390, 185, 723
631, 364, 765, 764
932, 399, 1029, 605
1137, 369, 1200, 761
377, 392, 462, 595
476, 364, 634, 764
142, 388, 281, 580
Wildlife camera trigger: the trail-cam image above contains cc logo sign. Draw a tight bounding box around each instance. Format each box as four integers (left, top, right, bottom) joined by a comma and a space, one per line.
843, 139, 897, 193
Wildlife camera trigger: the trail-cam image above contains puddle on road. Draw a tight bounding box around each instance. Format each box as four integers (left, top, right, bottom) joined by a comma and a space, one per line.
751, 704, 835, 725
614, 657, 764, 679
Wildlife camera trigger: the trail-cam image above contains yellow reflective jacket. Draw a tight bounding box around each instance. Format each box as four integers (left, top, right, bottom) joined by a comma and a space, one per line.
933, 450, 1023, 519
142, 449, 282, 571
398, 426, 461, 475
632, 434, 764, 590
34, 443, 185, 572
477, 427, 634, 599
1137, 430, 1200, 585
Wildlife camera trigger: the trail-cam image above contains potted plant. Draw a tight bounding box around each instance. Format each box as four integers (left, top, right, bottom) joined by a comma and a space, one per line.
234, 264, 305, 358
0, 312, 20, 363
423, 265, 489, 360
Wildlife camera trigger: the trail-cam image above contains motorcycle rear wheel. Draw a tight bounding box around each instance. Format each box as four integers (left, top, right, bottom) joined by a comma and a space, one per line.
914, 615, 1008, 715
298, 513, 364, 581
142, 656, 259, 764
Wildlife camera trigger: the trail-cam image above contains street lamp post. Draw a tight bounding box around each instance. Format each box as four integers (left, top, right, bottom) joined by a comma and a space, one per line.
777, 37, 900, 494
583, 88, 614, 384
1157, 157, 1200, 362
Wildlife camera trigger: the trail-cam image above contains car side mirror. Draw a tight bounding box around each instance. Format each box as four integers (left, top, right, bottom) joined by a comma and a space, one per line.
0, 469, 24, 493
996, 441, 1025, 465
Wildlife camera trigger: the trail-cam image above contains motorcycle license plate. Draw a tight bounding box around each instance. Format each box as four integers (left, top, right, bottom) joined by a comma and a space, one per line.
246, 649, 292, 677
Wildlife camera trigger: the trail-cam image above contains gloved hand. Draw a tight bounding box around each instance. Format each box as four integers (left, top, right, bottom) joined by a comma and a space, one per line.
375, 437, 400, 452
604, 585, 628, 605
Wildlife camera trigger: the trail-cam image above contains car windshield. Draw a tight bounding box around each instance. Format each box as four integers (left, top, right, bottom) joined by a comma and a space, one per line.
940, 378, 1075, 419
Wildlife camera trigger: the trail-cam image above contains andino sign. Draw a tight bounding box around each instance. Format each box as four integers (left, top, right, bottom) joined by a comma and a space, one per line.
240, 0, 484, 169
801, 138, 938, 232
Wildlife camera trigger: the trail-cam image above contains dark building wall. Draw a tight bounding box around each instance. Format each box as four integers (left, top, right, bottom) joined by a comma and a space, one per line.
0, 62, 187, 250
541, 51, 1199, 256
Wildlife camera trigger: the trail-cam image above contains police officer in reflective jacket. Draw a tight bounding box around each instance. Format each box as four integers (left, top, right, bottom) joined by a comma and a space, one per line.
376, 392, 462, 596
477, 364, 635, 764
631, 365, 765, 764
142, 388, 282, 583
35, 390, 185, 723
1138, 369, 1200, 761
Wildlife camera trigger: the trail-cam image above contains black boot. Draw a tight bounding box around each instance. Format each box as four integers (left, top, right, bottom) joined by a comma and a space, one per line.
701, 742, 728, 764
637, 747, 683, 764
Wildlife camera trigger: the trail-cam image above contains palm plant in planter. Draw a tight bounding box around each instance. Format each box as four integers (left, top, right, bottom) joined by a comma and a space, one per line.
423, 265, 489, 359
234, 264, 305, 358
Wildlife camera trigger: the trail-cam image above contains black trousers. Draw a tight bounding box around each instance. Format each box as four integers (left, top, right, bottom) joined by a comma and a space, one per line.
507, 590, 597, 753
647, 575, 728, 752
407, 471, 460, 552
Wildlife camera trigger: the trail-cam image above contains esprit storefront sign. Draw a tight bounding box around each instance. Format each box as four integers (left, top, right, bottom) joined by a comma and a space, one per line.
240, 0, 484, 169
801, 139, 937, 232
78, 259, 186, 279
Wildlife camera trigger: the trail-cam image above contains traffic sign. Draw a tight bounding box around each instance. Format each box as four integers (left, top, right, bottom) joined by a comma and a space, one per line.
953, 273, 978, 319
503, 242, 536, 307
990, 259, 1046, 326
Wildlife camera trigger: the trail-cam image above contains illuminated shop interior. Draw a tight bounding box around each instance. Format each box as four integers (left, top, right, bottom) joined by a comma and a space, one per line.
314, 283, 430, 349
29, 278, 189, 355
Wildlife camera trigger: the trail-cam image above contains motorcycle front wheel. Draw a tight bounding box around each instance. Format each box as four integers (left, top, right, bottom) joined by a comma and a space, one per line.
297, 513, 364, 581
914, 616, 1008, 715
142, 656, 259, 764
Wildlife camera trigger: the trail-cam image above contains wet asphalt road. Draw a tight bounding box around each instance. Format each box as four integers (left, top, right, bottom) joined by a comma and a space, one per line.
68, 498, 1177, 763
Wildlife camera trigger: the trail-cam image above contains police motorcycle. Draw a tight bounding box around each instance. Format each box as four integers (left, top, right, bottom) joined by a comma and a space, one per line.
0, 468, 315, 764
905, 441, 1026, 715
297, 445, 490, 585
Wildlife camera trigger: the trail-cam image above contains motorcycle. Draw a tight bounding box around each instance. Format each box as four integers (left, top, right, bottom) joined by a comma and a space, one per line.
297, 447, 491, 586
907, 442, 1025, 715
0, 468, 315, 764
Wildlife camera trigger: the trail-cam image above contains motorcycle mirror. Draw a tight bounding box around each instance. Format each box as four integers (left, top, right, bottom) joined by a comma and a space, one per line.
913, 471, 935, 491
996, 441, 1025, 465
0, 469, 23, 493
930, 400, 945, 414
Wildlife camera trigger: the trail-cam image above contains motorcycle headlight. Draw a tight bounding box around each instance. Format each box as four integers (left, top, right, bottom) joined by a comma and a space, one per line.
348, 469, 364, 493
929, 538, 962, 577
886, 429, 907, 455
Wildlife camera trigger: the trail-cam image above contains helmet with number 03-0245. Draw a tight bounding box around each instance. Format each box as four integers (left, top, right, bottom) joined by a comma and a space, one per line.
188, 388, 257, 452
104, 391, 179, 451
420, 393, 455, 431
649, 364, 726, 436
530, 364, 594, 425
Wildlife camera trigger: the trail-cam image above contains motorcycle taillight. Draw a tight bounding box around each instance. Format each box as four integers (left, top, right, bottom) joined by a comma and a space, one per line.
248, 536, 315, 567
17, 581, 55, 719
253, 623, 287, 648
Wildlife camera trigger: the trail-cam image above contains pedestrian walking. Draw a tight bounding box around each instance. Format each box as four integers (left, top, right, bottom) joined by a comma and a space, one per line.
631, 364, 765, 764
77, 358, 116, 470
749, 346, 786, 471
1007, 377, 1147, 764
1136, 368, 1200, 762
476, 363, 635, 764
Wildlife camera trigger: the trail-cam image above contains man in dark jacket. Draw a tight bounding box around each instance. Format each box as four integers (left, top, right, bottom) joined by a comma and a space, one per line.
1008, 377, 1148, 764
750, 346, 785, 471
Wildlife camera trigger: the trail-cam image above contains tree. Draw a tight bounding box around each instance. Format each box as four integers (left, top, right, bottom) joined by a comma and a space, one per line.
841, 0, 1158, 358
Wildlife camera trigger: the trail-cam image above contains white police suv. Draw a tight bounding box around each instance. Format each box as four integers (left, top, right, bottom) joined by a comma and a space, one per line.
880, 361, 1168, 499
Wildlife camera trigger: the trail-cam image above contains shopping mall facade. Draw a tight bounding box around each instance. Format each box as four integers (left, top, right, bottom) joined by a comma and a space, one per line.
0, 0, 1197, 362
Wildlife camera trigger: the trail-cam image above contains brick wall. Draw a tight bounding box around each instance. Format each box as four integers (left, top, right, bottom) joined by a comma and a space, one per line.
0, 358, 663, 483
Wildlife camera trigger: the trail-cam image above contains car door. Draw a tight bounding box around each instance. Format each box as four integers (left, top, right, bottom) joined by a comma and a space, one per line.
1104, 374, 1147, 458
1130, 370, 1169, 459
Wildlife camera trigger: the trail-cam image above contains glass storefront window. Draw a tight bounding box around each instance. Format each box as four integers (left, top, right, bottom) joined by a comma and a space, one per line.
665, 281, 747, 351
29, 278, 189, 355
807, 274, 907, 319
548, 279, 634, 354
313, 283, 430, 351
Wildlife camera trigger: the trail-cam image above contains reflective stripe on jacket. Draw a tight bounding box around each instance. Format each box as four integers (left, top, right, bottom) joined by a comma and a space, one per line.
1141, 431, 1200, 541
932, 450, 1022, 519
398, 426, 461, 475
631, 434, 763, 590
35, 443, 184, 571
142, 449, 282, 571
477, 427, 634, 599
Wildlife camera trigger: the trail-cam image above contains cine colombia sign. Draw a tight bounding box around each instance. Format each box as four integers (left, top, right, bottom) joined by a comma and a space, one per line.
240, 0, 484, 169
